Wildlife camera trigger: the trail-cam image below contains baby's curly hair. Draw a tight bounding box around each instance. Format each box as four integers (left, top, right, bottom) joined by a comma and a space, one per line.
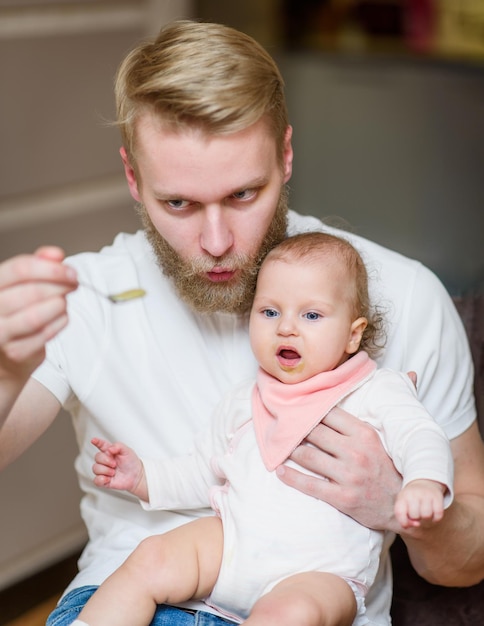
264, 231, 386, 358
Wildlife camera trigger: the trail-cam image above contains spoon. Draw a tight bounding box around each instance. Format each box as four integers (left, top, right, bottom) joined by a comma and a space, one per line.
79, 282, 146, 304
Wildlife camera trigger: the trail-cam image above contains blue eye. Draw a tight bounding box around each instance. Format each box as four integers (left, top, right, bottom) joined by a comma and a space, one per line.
263, 308, 279, 318
232, 189, 256, 201
304, 311, 321, 321
166, 199, 190, 210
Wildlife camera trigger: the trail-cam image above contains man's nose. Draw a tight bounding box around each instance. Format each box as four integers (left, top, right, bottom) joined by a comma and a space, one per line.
200, 206, 234, 258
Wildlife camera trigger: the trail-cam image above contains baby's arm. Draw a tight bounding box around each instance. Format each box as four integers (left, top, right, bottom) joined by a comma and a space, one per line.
394, 479, 447, 529
91, 437, 148, 501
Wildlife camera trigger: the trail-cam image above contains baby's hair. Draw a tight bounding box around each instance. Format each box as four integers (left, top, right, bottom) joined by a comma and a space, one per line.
264, 232, 386, 358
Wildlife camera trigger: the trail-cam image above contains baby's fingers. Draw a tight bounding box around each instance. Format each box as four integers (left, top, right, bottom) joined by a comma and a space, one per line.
427, 497, 444, 523
395, 505, 418, 529
91, 437, 125, 459
91, 437, 112, 453
95, 449, 117, 467
394, 495, 421, 529
92, 459, 116, 477
93, 474, 112, 488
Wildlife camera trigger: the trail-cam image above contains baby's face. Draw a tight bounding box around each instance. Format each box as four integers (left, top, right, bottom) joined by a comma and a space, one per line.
249, 256, 366, 384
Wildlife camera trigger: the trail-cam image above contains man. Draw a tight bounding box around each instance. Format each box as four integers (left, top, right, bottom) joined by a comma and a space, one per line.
0, 20, 483, 626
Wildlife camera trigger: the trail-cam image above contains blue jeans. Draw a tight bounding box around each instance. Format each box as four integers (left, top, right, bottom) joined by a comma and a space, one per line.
47, 586, 234, 626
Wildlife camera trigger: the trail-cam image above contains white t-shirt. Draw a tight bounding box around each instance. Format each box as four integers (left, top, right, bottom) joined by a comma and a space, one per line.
32, 211, 476, 624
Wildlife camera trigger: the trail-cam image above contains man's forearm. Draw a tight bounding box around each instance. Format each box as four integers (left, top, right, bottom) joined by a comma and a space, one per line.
0, 379, 23, 433
0, 378, 59, 471
402, 420, 484, 587
403, 493, 484, 586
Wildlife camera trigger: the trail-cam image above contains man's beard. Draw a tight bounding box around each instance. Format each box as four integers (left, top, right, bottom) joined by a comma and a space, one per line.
138, 187, 288, 314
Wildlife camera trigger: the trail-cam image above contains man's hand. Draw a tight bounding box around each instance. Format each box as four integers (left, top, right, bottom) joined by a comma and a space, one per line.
0, 246, 77, 381
276, 406, 403, 532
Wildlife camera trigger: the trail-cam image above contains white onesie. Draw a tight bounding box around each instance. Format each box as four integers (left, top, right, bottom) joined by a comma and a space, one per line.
142, 354, 453, 624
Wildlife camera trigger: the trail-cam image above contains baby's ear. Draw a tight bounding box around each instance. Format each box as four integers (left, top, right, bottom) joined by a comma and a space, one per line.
346, 317, 368, 354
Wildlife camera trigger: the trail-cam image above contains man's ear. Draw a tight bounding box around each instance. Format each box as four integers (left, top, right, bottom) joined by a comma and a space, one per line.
346, 317, 368, 355
120, 147, 141, 202
282, 125, 293, 184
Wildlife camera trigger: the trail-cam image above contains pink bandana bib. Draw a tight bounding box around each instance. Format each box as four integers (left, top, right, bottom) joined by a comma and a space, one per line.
252, 351, 377, 470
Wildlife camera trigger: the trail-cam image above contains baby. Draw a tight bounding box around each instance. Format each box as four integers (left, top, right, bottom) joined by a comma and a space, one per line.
73, 231, 453, 626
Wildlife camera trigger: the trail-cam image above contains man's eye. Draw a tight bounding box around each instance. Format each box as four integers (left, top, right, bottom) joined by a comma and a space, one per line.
232, 189, 256, 201
166, 199, 190, 210
263, 309, 279, 318
304, 311, 321, 321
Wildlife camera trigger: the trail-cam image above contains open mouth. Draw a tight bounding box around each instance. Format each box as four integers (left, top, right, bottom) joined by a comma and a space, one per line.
277, 347, 301, 366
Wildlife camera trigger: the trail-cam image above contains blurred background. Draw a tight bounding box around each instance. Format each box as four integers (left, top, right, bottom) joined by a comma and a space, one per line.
0, 0, 483, 619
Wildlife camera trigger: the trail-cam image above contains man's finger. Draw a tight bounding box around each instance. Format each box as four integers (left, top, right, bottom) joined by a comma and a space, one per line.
407, 371, 418, 388
276, 463, 334, 501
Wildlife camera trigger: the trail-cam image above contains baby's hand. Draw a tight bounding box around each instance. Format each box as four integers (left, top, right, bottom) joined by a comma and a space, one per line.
91, 437, 145, 496
394, 479, 446, 529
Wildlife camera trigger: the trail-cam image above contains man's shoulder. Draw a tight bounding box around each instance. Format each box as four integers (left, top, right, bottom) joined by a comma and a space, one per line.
287, 211, 427, 286
288, 211, 416, 264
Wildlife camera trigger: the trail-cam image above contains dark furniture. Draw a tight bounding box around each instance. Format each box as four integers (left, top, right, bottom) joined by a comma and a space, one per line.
390, 294, 484, 625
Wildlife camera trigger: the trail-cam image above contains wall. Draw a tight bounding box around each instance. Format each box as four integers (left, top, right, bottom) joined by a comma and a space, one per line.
280, 52, 484, 295
0, 0, 192, 591
197, 1, 484, 294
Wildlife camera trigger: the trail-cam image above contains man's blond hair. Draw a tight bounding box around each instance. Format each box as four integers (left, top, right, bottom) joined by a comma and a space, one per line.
115, 20, 289, 165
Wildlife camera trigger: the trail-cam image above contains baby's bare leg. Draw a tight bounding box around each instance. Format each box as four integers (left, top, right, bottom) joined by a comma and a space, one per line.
244, 572, 357, 626
77, 516, 223, 626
